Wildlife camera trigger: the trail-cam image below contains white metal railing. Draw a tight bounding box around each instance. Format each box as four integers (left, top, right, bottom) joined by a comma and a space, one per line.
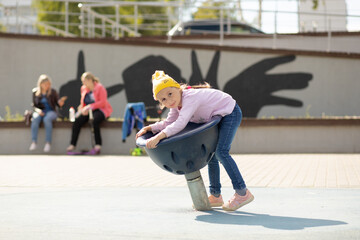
0, 0, 359, 50
78, 1, 181, 38
35, 20, 77, 37
79, 4, 141, 38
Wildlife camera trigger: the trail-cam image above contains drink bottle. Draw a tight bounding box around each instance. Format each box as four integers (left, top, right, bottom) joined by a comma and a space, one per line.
69, 107, 75, 122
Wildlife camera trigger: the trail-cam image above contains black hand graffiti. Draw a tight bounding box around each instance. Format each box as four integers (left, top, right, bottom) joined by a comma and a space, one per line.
60, 50, 312, 119
122, 55, 186, 117
59, 50, 124, 118
106, 84, 125, 98
189, 50, 220, 89
122, 52, 312, 118
223, 55, 313, 117
59, 51, 85, 118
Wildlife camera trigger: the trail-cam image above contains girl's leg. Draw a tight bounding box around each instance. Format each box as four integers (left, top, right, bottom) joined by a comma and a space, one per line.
43, 111, 57, 143
215, 104, 246, 191
30, 112, 43, 143
215, 104, 254, 211
92, 110, 105, 146
70, 114, 89, 146
208, 155, 222, 196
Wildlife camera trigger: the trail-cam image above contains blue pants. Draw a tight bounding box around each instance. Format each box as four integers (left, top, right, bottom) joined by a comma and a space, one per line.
208, 104, 246, 195
31, 111, 58, 143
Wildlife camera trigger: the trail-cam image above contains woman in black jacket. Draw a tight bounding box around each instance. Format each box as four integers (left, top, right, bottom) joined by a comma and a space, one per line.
29, 74, 66, 152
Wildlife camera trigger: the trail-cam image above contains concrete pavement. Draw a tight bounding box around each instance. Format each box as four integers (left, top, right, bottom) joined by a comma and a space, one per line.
1, 154, 359, 188
0, 154, 359, 240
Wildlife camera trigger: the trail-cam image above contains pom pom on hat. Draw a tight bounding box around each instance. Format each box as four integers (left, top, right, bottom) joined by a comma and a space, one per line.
152, 70, 180, 100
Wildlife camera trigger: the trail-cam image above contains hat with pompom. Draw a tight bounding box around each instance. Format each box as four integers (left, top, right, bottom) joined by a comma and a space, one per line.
152, 70, 180, 100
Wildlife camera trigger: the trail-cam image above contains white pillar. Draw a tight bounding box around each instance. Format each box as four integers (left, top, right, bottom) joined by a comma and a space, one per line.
185, 171, 212, 211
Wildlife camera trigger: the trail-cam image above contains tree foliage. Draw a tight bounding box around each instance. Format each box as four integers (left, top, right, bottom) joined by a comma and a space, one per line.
33, 1, 81, 35
192, 0, 235, 20
312, 0, 319, 10
0, 23, 6, 32
32, 0, 176, 37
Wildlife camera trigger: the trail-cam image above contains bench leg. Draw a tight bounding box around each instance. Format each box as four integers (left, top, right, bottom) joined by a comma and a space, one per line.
185, 170, 212, 211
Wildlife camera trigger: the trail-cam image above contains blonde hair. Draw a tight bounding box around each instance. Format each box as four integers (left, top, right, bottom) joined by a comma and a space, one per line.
180, 82, 211, 90
157, 81, 212, 109
35, 74, 52, 97
81, 72, 100, 83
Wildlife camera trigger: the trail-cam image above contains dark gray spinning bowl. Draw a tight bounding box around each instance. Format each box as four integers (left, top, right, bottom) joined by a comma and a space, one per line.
136, 116, 221, 175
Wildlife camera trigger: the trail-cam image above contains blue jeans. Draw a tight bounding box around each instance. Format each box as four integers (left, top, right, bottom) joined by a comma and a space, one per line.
208, 104, 246, 195
31, 110, 58, 143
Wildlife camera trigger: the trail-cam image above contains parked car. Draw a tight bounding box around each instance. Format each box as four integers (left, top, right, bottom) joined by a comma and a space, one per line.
168, 19, 264, 36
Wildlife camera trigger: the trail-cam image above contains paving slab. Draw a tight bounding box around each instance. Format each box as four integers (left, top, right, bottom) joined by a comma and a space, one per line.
0, 154, 359, 188
0, 154, 359, 240
0, 187, 359, 240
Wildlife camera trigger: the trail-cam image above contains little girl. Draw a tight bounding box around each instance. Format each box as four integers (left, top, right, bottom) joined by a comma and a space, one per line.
136, 70, 254, 211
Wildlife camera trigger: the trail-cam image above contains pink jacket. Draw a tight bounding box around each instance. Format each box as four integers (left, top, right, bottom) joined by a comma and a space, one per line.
80, 82, 113, 118
150, 88, 236, 138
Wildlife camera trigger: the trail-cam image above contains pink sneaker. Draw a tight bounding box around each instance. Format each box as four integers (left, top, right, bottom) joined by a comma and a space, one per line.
208, 194, 224, 207
85, 148, 101, 155
222, 190, 254, 211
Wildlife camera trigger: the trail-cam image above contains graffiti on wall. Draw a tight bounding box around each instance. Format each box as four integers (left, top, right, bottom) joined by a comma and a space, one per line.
59, 50, 313, 118
223, 54, 313, 117
59, 51, 124, 118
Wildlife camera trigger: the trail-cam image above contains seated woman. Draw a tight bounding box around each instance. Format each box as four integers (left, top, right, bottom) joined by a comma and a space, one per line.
29, 74, 67, 152
66, 72, 113, 154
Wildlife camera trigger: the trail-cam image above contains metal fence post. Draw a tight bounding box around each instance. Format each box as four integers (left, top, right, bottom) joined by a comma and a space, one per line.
15, 0, 19, 33
91, 11, 96, 38
65, 1, 69, 35
219, 9, 223, 46
115, 4, 119, 39
327, 16, 331, 52
272, 10, 277, 49
80, 5, 84, 37
102, 18, 105, 38
134, 5, 138, 36
227, 10, 230, 35
167, 6, 171, 43
87, 7, 91, 38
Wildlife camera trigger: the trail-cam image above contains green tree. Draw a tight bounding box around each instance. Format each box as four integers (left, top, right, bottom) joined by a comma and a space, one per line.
0, 23, 6, 32
192, 0, 234, 20
33, 0, 176, 37
0, 3, 6, 32
33, 1, 81, 36
312, 0, 319, 10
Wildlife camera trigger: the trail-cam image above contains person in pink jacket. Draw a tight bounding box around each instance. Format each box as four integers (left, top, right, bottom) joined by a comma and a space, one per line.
136, 70, 254, 211
66, 72, 113, 154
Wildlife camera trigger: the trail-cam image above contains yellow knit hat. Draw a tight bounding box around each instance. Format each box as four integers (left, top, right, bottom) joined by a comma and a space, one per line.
152, 70, 180, 100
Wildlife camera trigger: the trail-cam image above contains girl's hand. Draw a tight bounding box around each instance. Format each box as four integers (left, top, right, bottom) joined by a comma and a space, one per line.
58, 96, 67, 107
145, 132, 167, 149
146, 137, 160, 149
39, 110, 45, 117
136, 126, 151, 139
81, 105, 90, 116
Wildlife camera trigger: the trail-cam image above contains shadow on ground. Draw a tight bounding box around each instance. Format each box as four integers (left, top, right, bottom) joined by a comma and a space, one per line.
195, 210, 347, 230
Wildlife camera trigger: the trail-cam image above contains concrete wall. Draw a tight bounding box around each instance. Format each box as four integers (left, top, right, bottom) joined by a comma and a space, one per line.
1, 125, 136, 155
1, 119, 359, 154
235, 125, 360, 153
0, 33, 360, 120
